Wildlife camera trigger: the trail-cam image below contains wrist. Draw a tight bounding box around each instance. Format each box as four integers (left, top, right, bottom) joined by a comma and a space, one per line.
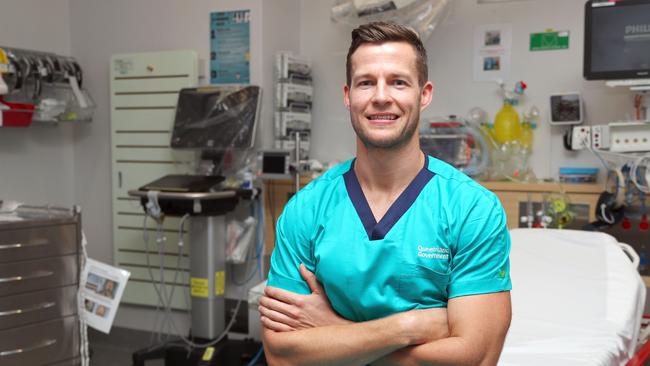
393, 312, 420, 346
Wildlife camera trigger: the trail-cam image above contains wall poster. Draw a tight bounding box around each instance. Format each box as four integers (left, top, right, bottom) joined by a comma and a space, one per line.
210, 10, 250, 84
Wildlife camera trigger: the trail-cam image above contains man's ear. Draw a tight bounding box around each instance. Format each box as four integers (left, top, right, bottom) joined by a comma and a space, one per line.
420, 81, 434, 111
343, 84, 351, 111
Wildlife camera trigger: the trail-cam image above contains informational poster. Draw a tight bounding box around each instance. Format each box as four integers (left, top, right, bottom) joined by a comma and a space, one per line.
80, 259, 130, 334
473, 24, 512, 82
210, 10, 251, 84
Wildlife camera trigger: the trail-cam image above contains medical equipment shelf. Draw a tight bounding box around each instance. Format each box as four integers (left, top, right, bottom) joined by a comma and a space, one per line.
127, 189, 242, 217
480, 181, 604, 193
127, 189, 236, 200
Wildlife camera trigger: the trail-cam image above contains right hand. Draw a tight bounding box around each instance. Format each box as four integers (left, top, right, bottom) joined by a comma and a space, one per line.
259, 264, 351, 332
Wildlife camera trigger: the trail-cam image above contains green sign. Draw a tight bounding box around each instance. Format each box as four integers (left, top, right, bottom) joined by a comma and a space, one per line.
530, 31, 569, 51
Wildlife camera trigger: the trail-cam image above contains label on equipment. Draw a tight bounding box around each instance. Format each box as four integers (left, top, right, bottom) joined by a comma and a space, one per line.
215, 271, 225, 296
202, 347, 215, 361
190, 277, 209, 298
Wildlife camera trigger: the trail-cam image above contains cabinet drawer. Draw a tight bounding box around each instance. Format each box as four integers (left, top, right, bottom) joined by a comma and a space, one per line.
0, 315, 79, 366
0, 224, 77, 263
0, 255, 78, 297
0, 285, 78, 330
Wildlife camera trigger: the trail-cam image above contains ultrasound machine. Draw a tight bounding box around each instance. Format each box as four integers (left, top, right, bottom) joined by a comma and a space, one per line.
129, 85, 266, 366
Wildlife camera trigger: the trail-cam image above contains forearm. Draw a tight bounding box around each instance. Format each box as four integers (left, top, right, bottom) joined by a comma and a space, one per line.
372, 337, 482, 366
263, 314, 413, 366
373, 293, 512, 366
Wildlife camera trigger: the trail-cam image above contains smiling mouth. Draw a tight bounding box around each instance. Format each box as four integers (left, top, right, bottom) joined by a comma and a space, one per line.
367, 114, 399, 121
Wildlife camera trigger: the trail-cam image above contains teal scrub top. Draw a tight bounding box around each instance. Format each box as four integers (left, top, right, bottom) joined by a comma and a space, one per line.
267, 155, 512, 322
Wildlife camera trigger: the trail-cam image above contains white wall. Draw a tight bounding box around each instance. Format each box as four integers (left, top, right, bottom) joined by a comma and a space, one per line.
69, 0, 299, 332
300, 0, 633, 179
0, 0, 75, 206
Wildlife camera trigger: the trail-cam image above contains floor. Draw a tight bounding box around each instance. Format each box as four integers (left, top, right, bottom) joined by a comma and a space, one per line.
88, 327, 265, 366
89, 327, 165, 366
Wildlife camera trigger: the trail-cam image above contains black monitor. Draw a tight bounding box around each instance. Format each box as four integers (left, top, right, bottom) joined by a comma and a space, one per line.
584, 0, 650, 80
171, 85, 262, 150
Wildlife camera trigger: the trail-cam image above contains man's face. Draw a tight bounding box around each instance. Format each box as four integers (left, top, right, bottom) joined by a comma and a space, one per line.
344, 42, 433, 150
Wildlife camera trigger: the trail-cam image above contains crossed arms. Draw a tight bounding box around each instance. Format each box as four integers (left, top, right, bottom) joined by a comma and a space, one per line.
260, 264, 512, 366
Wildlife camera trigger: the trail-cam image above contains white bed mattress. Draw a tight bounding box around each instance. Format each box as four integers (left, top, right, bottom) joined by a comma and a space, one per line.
499, 229, 646, 366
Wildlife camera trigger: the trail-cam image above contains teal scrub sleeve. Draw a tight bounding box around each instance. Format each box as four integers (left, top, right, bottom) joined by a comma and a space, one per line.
448, 194, 512, 299
267, 197, 314, 295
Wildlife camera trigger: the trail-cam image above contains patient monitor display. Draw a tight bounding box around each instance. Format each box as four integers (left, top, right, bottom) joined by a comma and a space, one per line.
584, 0, 650, 80
171, 85, 261, 150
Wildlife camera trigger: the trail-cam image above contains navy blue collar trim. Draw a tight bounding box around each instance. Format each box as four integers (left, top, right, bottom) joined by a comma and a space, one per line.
343, 155, 435, 241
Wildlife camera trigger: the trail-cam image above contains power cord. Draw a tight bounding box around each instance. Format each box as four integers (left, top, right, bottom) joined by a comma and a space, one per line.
141, 194, 261, 352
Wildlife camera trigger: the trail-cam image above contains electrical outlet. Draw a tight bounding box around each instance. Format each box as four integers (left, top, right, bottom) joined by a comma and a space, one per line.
571, 126, 591, 150
591, 125, 610, 150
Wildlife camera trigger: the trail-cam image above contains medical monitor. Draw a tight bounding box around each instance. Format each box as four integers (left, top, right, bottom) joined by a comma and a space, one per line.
171, 85, 262, 150
584, 0, 650, 80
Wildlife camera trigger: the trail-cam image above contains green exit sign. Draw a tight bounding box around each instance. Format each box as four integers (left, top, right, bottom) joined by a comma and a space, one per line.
530, 30, 569, 51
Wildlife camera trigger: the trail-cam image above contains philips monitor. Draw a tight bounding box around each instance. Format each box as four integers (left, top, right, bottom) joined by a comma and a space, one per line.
171, 85, 262, 150
584, 0, 650, 80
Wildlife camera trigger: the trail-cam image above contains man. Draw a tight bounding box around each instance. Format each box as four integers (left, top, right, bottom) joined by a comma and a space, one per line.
261, 21, 512, 366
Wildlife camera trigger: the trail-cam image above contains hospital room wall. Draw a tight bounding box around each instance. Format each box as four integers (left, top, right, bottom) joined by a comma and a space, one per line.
0, 0, 76, 207
69, 0, 300, 332
299, 0, 632, 180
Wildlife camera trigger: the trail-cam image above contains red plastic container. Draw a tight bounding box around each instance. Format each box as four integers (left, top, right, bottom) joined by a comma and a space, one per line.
0, 98, 35, 127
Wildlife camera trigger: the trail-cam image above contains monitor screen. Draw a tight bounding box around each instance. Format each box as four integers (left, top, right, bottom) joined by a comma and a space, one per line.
550, 94, 582, 124
171, 85, 261, 150
584, 0, 650, 80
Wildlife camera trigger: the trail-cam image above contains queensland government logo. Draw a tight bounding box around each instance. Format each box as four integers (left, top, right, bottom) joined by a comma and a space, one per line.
417, 245, 449, 260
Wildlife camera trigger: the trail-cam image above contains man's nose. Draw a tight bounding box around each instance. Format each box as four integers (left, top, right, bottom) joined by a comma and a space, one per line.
371, 81, 391, 104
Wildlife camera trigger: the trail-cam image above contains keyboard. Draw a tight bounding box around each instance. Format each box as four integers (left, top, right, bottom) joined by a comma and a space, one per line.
139, 174, 225, 193
605, 79, 650, 87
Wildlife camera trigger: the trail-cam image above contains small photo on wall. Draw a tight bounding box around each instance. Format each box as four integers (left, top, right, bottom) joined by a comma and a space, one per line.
484, 30, 501, 46
483, 56, 501, 71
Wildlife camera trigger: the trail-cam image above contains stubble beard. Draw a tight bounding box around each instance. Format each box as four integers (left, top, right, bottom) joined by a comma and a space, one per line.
352, 112, 420, 150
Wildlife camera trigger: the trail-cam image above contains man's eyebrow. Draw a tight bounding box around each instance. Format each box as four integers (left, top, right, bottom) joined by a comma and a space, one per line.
388, 72, 415, 80
352, 72, 414, 81
351, 73, 374, 81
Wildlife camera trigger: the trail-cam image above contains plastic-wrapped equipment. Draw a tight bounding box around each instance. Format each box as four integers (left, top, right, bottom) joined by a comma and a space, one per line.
419, 116, 489, 177
171, 85, 261, 151
331, 0, 451, 40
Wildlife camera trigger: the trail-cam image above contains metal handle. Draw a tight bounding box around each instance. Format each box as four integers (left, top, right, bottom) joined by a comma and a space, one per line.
0, 338, 56, 357
0, 238, 49, 250
0, 301, 56, 317
118, 171, 123, 188
0, 270, 54, 284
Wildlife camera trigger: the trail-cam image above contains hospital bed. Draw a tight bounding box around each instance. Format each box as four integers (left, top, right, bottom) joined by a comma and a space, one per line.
500, 229, 647, 366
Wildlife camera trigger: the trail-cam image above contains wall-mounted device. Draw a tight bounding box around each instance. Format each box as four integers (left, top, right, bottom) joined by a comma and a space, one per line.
570, 125, 591, 150
258, 150, 291, 179
608, 121, 650, 152
549, 92, 583, 125
584, 0, 650, 81
591, 124, 611, 150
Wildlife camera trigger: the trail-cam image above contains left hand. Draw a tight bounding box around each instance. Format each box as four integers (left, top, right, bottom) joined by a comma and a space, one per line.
259, 264, 351, 332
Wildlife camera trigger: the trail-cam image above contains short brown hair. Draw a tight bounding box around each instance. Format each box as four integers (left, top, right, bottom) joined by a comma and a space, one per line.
346, 21, 428, 87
